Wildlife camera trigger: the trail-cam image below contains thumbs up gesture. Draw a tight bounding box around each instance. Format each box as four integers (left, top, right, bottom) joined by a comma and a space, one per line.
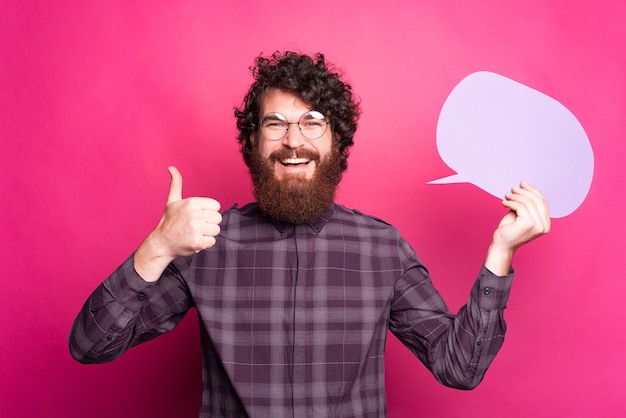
134, 166, 222, 282
161, 166, 222, 254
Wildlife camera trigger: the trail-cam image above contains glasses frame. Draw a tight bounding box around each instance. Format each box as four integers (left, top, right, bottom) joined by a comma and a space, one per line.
258, 110, 329, 141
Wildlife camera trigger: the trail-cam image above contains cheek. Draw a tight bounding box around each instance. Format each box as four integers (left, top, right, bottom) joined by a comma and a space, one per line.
317, 135, 335, 157
257, 139, 277, 159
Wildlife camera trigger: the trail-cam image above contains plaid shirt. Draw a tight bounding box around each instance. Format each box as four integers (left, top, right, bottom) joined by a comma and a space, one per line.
70, 203, 513, 418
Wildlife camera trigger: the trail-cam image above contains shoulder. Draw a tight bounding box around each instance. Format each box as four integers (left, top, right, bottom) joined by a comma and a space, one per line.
330, 205, 416, 264
333, 206, 425, 270
332, 204, 397, 231
218, 203, 271, 232
220, 202, 261, 219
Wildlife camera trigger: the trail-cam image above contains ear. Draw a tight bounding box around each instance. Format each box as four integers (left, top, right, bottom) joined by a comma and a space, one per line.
250, 131, 257, 146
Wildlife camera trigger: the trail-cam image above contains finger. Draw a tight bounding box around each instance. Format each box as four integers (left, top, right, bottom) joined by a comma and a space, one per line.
203, 223, 221, 238
512, 182, 550, 211
198, 231, 219, 251
204, 210, 223, 225
501, 199, 527, 217
167, 166, 183, 204
503, 193, 550, 233
520, 181, 541, 194
507, 184, 546, 210
185, 197, 222, 213
508, 183, 551, 228
200, 198, 221, 212
190, 235, 218, 254
203, 236, 217, 250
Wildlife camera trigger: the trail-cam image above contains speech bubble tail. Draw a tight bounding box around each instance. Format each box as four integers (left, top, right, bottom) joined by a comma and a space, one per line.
427, 173, 467, 185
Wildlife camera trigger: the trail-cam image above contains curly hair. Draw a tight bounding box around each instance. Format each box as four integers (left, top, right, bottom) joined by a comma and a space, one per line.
234, 51, 361, 172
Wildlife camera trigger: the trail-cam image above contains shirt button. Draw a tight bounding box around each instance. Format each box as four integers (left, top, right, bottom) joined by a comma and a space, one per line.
483, 287, 491, 295
476, 339, 483, 346
137, 292, 147, 301
106, 335, 113, 341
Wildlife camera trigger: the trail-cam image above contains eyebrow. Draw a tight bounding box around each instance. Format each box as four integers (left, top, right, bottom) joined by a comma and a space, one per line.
261, 113, 287, 122
302, 111, 325, 120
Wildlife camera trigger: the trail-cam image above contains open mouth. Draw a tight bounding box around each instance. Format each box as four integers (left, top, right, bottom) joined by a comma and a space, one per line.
280, 158, 311, 166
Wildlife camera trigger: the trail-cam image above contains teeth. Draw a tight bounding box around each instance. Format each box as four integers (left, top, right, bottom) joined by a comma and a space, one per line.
281, 158, 310, 165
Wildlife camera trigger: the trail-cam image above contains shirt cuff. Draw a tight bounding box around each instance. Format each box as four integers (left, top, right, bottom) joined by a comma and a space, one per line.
472, 265, 514, 310
103, 254, 159, 312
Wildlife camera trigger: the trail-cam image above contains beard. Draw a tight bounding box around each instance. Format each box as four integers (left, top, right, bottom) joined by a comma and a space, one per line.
248, 145, 343, 224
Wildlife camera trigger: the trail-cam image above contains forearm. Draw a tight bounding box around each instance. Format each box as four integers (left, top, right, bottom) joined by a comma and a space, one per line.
434, 268, 513, 389
134, 232, 177, 282
391, 266, 513, 390
69, 255, 191, 363
69, 258, 148, 363
69, 293, 138, 364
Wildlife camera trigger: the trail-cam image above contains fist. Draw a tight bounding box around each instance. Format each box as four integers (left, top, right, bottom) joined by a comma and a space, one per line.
155, 166, 222, 257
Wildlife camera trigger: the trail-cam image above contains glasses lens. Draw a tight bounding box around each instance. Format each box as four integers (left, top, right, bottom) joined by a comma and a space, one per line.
260, 113, 289, 140
299, 111, 327, 139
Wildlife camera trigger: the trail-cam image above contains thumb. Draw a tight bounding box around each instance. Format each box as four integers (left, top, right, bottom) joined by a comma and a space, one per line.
166, 166, 183, 203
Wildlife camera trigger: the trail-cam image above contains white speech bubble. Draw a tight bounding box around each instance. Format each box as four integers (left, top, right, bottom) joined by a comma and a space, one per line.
429, 71, 594, 218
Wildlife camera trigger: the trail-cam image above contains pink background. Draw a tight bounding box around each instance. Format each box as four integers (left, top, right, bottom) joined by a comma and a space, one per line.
2, 1, 625, 417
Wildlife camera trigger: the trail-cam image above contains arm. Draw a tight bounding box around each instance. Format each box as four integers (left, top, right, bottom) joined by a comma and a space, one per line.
390, 249, 513, 390
390, 182, 550, 388
69, 166, 222, 362
68, 255, 192, 363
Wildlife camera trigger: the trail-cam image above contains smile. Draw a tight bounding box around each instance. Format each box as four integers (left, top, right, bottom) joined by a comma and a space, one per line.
280, 158, 311, 166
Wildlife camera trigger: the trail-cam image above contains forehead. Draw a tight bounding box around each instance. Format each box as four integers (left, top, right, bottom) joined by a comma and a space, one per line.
259, 89, 311, 117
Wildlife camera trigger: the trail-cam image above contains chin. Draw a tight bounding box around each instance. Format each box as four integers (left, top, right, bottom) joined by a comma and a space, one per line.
275, 169, 315, 181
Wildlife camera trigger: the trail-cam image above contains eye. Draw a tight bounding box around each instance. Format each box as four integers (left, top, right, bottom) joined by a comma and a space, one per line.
264, 121, 287, 129
300, 111, 326, 127
302, 120, 324, 128
261, 113, 288, 130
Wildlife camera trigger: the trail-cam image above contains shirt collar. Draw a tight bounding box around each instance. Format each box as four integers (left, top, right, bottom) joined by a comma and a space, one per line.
268, 203, 335, 235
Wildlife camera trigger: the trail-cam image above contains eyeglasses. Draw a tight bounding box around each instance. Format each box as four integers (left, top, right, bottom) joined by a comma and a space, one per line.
259, 111, 329, 141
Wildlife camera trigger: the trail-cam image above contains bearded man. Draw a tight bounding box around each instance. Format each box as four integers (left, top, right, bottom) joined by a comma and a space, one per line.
69, 52, 550, 418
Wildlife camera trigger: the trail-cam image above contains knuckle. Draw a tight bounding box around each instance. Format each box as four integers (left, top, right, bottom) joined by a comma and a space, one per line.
206, 224, 220, 237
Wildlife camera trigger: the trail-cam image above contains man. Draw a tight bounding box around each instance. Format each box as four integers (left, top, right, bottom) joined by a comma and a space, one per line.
69, 51, 550, 417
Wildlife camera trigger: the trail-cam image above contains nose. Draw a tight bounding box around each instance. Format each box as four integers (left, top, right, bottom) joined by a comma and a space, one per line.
282, 122, 306, 149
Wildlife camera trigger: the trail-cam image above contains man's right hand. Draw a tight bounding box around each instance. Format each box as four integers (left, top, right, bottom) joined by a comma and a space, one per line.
133, 166, 222, 282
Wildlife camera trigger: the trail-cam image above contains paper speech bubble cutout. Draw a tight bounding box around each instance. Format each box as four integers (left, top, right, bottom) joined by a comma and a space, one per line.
429, 71, 594, 218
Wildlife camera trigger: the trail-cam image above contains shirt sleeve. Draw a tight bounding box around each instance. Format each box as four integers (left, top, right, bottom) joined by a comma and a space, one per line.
68, 254, 193, 364
388, 238, 513, 390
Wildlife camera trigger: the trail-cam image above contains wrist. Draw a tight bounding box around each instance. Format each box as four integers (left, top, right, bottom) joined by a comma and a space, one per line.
133, 233, 176, 282
484, 242, 514, 277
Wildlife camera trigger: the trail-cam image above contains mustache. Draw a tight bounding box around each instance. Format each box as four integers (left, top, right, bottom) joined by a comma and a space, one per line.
269, 148, 320, 162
